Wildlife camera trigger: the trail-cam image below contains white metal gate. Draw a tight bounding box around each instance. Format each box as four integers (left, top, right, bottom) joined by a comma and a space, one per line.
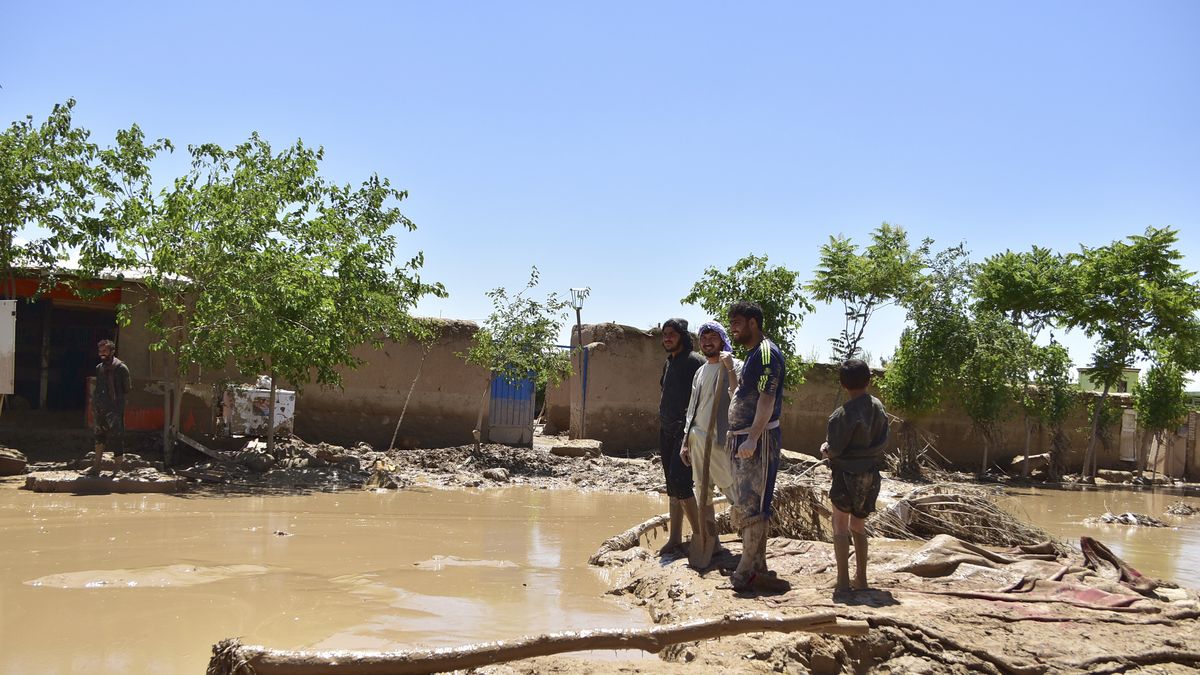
0, 300, 15, 395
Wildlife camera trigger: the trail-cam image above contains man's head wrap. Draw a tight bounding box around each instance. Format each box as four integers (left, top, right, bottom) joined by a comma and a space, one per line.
697, 321, 733, 352
662, 318, 693, 353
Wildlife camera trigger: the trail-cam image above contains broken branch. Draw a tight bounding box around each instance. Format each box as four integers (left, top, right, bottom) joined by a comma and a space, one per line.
208, 612, 867, 675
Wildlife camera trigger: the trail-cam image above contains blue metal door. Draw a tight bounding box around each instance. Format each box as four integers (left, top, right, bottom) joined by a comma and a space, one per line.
488, 375, 535, 445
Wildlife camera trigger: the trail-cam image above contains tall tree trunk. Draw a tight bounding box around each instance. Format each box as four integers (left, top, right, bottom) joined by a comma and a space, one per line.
167, 373, 185, 467
1082, 383, 1111, 481
897, 417, 922, 479
473, 374, 493, 451
1048, 423, 1066, 482
266, 370, 278, 456
1021, 413, 1033, 478
978, 433, 990, 478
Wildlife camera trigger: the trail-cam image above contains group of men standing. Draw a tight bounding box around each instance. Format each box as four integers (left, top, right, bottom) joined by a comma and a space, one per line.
658, 302, 890, 596
658, 302, 789, 594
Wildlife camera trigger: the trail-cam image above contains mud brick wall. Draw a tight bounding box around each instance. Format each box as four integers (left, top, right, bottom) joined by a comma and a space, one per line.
567, 324, 665, 453
290, 320, 490, 449
116, 283, 490, 449
559, 322, 1125, 473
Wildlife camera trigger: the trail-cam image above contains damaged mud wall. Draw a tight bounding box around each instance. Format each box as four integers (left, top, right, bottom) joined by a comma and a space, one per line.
559, 322, 1127, 472
567, 324, 665, 452
291, 320, 490, 449
115, 283, 490, 449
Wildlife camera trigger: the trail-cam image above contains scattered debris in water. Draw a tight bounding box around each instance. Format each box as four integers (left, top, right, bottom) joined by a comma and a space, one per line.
1087, 511, 1169, 527
1165, 501, 1200, 517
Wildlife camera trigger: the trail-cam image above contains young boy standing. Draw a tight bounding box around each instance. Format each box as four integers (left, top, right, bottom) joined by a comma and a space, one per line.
821, 359, 889, 593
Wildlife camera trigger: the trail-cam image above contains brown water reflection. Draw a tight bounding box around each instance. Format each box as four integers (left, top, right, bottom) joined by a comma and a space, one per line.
1000, 486, 1200, 588
0, 484, 662, 674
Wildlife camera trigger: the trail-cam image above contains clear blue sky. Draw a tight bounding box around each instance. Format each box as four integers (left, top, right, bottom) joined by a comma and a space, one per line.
4, 1, 1199, 381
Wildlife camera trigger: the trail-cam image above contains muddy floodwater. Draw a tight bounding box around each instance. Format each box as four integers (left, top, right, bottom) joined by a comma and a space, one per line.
3, 479, 1200, 674
0, 484, 662, 674
999, 485, 1200, 588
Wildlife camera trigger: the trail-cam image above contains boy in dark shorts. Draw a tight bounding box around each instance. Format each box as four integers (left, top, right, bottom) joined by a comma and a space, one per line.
821, 358, 889, 593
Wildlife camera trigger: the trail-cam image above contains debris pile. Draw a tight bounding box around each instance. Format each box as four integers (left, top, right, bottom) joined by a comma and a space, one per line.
1087, 511, 1170, 527
1166, 501, 1200, 516
867, 484, 1070, 553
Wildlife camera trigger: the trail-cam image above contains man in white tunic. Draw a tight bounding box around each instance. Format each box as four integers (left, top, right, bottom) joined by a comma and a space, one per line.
680, 321, 741, 542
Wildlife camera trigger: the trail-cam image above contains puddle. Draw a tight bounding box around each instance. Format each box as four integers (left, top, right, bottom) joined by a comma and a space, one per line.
0, 485, 664, 674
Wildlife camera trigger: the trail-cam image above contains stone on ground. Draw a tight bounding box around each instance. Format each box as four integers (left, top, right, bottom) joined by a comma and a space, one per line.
24, 470, 187, 494
549, 439, 603, 458
0, 447, 28, 476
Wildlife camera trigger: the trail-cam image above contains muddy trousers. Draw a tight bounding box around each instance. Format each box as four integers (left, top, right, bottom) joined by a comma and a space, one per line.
89, 405, 125, 473
93, 405, 125, 456
729, 427, 781, 577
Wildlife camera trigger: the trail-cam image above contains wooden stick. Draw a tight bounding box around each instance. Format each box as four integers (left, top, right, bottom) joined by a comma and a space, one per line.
208, 612, 868, 675
177, 432, 228, 462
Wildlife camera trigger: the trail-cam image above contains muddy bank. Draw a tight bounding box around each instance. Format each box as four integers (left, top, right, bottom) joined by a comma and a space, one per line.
484, 534, 1200, 674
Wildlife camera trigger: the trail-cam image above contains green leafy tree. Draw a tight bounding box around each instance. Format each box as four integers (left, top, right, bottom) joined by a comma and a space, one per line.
1026, 341, 1076, 480
974, 246, 1070, 335
463, 267, 576, 447
879, 244, 973, 477
958, 310, 1034, 477
809, 223, 930, 362
1133, 358, 1190, 480
974, 246, 1074, 469
682, 254, 814, 389
1062, 227, 1200, 480
0, 99, 113, 296
113, 132, 443, 459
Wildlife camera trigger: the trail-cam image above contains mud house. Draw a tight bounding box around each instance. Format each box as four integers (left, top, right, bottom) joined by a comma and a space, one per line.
1077, 366, 1140, 394
0, 274, 492, 451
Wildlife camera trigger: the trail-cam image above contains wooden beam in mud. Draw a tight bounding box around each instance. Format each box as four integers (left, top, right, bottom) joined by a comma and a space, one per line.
207, 611, 869, 675
177, 432, 228, 462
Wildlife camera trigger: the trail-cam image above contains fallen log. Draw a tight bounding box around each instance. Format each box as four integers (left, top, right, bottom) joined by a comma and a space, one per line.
207, 611, 868, 675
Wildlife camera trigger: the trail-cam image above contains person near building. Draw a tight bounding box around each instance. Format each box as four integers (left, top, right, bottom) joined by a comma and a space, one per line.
86, 339, 132, 476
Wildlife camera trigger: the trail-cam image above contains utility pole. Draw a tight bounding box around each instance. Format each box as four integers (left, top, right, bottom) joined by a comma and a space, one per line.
570, 288, 589, 438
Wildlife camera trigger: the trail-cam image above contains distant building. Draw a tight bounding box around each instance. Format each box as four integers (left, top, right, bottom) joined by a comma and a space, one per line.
1186, 391, 1200, 411
1077, 367, 1140, 394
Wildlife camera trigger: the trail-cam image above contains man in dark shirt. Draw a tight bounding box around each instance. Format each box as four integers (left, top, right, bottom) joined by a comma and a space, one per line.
658, 318, 705, 556
725, 301, 790, 593
86, 339, 132, 476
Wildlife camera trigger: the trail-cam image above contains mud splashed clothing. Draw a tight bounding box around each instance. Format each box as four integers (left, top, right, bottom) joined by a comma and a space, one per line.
93, 357, 132, 456
660, 350, 704, 499
727, 339, 785, 433
728, 427, 782, 527
728, 338, 786, 528
684, 360, 742, 497
826, 393, 889, 518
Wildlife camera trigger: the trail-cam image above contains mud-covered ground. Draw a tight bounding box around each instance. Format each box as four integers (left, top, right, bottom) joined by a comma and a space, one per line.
480, 533, 1200, 675
9, 433, 1200, 673
8, 434, 669, 493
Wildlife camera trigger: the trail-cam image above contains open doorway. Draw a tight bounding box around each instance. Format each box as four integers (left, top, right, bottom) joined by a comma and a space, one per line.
13, 299, 118, 414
